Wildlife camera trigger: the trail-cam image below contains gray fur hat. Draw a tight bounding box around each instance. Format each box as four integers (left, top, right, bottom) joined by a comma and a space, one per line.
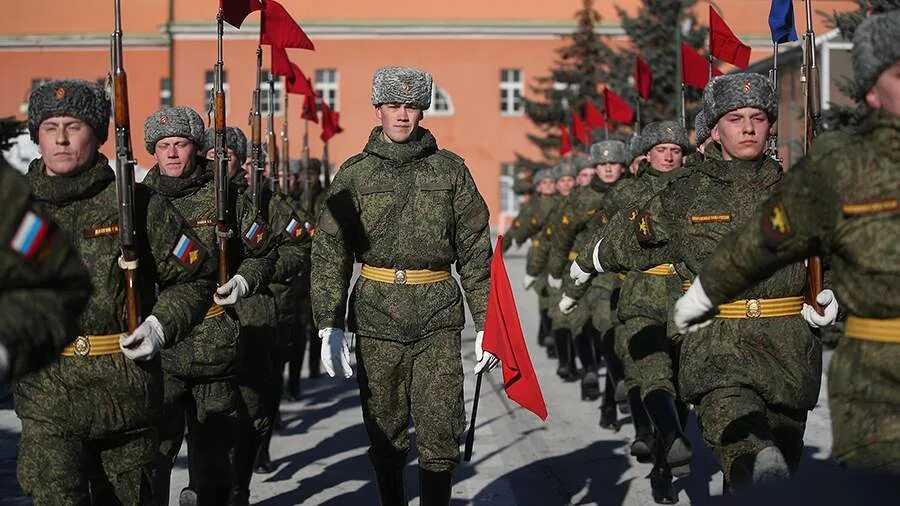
371, 66, 433, 109
289, 157, 322, 174
629, 135, 643, 160
703, 73, 777, 127
555, 161, 577, 180
27, 79, 110, 144
694, 109, 711, 145
852, 10, 900, 99
144, 106, 204, 154
534, 168, 554, 183
202, 126, 248, 164
639, 120, 689, 154
572, 153, 595, 171
590, 140, 628, 165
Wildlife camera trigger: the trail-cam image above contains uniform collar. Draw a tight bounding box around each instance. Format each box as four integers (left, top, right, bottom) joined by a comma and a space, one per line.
142, 158, 212, 198
364, 126, 438, 164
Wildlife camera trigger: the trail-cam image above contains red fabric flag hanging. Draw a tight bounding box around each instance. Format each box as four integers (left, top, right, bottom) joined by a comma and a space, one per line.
260, 0, 315, 50
482, 236, 548, 421
571, 111, 589, 145
584, 100, 607, 130
301, 87, 319, 124
603, 88, 634, 124
221, 0, 261, 29
559, 124, 572, 156
320, 101, 343, 142
286, 65, 314, 96
709, 7, 751, 69
270, 47, 295, 79
681, 42, 723, 89
635, 56, 653, 100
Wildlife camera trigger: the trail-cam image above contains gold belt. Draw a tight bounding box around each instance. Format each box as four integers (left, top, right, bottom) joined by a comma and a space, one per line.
643, 263, 676, 276
568, 251, 579, 261
716, 296, 804, 319
360, 264, 451, 285
845, 316, 900, 343
62, 333, 122, 357
682, 280, 692, 292
205, 305, 226, 320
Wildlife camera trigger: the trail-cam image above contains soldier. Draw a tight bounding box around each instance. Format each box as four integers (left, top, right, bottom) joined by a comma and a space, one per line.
584, 73, 837, 491
0, 118, 93, 381
674, 10, 899, 475
15, 79, 215, 504
142, 107, 278, 505
311, 66, 495, 506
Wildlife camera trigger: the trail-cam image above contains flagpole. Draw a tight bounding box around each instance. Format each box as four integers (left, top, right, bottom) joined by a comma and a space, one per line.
463, 371, 483, 462
708, 55, 714, 81
675, 12, 684, 126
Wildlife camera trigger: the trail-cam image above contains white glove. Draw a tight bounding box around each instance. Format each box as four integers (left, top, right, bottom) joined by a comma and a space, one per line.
120, 316, 165, 361
474, 331, 499, 374
213, 274, 249, 306
319, 328, 352, 378
559, 294, 578, 315
801, 289, 839, 328
522, 274, 536, 290
591, 239, 606, 273
569, 261, 592, 286
673, 277, 716, 334
547, 275, 563, 289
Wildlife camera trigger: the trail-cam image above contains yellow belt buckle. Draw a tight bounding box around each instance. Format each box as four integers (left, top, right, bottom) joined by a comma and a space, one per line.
73, 335, 91, 357
746, 299, 762, 318
394, 269, 408, 285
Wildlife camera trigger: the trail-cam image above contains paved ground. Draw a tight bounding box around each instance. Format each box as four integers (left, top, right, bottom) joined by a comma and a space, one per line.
0, 245, 838, 505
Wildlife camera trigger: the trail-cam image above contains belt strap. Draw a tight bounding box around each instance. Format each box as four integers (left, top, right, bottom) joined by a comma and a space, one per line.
360, 264, 451, 285
682, 280, 692, 292
205, 305, 226, 320
716, 296, 804, 319
568, 251, 579, 261
845, 316, 900, 343
643, 263, 676, 276
61, 333, 123, 357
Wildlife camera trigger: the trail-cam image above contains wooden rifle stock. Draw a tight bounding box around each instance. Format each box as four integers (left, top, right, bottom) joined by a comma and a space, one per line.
802, 3, 824, 314
213, 11, 230, 286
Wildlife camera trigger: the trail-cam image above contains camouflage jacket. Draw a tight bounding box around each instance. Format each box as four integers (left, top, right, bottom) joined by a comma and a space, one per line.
266, 188, 313, 328
526, 194, 567, 278
547, 178, 615, 278
0, 164, 92, 380
502, 197, 536, 252
698, 110, 899, 319
312, 126, 492, 341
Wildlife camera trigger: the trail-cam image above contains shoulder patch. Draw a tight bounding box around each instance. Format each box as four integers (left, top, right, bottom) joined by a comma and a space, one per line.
189, 217, 216, 228
690, 213, 732, 224
634, 210, 656, 243
10, 210, 51, 261
84, 223, 120, 239
171, 233, 205, 270
842, 198, 898, 217
284, 214, 313, 240
242, 218, 268, 247
626, 207, 639, 222
598, 211, 609, 225
762, 200, 793, 245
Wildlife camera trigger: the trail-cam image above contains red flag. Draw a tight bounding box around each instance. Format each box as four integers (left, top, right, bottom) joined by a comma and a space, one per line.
635, 56, 652, 100
260, 0, 315, 50
571, 111, 589, 145
320, 101, 343, 142
270, 47, 295, 79
482, 236, 548, 421
603, 88, 634, 124
681, 42, 723, 89
559, 124, 572, 156
301, 87, 319, 124
709, 7, 751, 69
221, 0, 261, 29
584, 100, 607, 130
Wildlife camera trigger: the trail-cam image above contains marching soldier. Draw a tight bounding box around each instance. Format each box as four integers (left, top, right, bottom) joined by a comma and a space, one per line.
311, 66, 495, 505
15, 79, 215, 504
675, 10, 899, 474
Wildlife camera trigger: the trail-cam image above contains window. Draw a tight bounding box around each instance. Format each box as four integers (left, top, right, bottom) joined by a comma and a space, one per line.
426, 84, 454, 116
315, 68, 339, 111
499, 163, 520, 215
258, 70, 284, 116
160, 78, 172, 107
500, 68, 524, 116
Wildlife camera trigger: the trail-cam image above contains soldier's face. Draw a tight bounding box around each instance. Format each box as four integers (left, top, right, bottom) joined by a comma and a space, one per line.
866, 62, 900, 117
556, 176, 575, 196
242, 160, 270, 185
154, 136, 196, 177
595, 162, 624, 184
646, 143, 683, 172
576, 168, 594, 186
37, 116, 99, 176
712, 107, 770, 161
205, 147, 242, 177
537, 178, 556, 196
376, 103, 423, 143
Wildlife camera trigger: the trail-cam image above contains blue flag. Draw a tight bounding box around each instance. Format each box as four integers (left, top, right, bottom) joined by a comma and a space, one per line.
769, 0, 799, 43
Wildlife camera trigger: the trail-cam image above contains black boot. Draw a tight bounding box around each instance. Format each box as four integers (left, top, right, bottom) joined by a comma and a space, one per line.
643, 389, 692, 478
419, 468, 452, 506
372, 465, 407, 506
179, 487, 198, 506
554, 329, 576, 381
599, 404, 620, 431
649, 433, 678, 504
580, 370, 601, 401
628, 387, 654, 464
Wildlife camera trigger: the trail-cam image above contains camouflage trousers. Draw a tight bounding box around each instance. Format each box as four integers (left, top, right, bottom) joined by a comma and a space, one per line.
356, 331, 466, 473
614, 317, 677, 397
828, 337, 900, 474
695, 386, 807, 485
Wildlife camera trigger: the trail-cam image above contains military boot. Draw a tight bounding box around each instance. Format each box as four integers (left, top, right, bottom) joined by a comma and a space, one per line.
179, 487, 198, 506
752, 446, 790, 485
643, 389, 692, 477
372, 465, 407, 506
253, 439, 275, 474
419, 468, 453, 506
649, 433, 678, 505
581, 370, 601, 401
554, 329, 576, 381
627, 387, 655, 463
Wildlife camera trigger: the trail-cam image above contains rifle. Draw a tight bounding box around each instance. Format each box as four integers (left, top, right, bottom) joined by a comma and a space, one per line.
767, 41, 782, 162
266, 72, 278, 194
248, 47, 263, 209
280, 82, 290, 194
322, 142, 331, 190
110, 0, 141, 333
801, 0, 824, 314
213, 9, 231, 286
301, 111, 311, 210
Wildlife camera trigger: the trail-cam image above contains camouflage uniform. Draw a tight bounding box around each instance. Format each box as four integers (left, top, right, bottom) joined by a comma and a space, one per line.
694, 110, 899, 473
311, 126, 491, 478
16, 154, 215, 504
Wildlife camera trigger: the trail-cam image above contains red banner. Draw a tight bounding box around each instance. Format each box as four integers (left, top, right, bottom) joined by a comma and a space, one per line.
710, 7, 751, 69
635, 56, 652, 100
603, 88, 634, 124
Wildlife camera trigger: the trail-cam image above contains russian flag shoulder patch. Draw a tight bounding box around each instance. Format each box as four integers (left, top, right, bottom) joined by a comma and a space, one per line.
242, 219, 268, 247
284, 215, 311, 240
171, 232, 205, 270
10, 210, 50, 261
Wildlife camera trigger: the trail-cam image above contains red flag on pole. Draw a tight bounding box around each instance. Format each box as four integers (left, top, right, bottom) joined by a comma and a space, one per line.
221, 0, 261, 29
320, 101, 343, 142
635, 56, 652, 100
571, 111, 589, 145
482, 236, 548, 421
681, 42, 722, 89
603, 88, 634, 124
709, 7, 751, 69
301, 88, 319, 123
286, 66, 314, 96
270, 47, 294, 79
559, 124, 572, 156
584, 100, 607, 130
259, 0, 315, 50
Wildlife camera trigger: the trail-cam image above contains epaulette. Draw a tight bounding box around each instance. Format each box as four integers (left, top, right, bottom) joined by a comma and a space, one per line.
435, 149, 465, 165
341, 152, 370, 170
